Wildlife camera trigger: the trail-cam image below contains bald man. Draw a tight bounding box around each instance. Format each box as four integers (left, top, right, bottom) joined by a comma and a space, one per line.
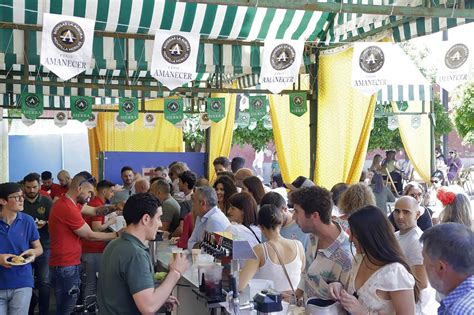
134, 178, 150, 194
394, 196, 437, 314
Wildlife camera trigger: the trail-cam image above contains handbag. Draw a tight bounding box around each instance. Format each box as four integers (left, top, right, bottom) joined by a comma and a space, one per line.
305, 298, 347, 315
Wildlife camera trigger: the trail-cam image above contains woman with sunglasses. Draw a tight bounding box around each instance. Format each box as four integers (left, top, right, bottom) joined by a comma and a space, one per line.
446, 150, 463, 183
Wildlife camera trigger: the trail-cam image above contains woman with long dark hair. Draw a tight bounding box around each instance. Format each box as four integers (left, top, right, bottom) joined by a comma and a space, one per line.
213, 176, 237, 215
329, 206, 419, 315
242, 176, 266, 205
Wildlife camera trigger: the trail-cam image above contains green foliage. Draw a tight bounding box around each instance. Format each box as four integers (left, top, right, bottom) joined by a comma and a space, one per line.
182, 114, 205, 151
232, 119, 273, 152
454, 83, 474, 144
433, 98, 453, 140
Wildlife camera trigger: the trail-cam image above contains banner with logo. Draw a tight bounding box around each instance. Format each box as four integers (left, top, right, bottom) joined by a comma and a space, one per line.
119, 97, 138, 124
249, 95, 267, 121
54, 111, 68, 127
388, 115, 398, 131
114, 113, 127, 129
70, 96, 92, 122
263, 115, 272, 130
206, 98, 225, 123
40, 13, 94, 81
436, 41, 473, 92
260, 40, 304, 94
21, 92, 44, 119
164, 98, 184, 125
21, 114, 35, 127
200, 113, 212, 130
84, 112, 97, 129
143, 113, 156, 128
289, 92, 307, 117
151, 30, 200, 90
352, 43, 391, 96
236, 112, 250, 128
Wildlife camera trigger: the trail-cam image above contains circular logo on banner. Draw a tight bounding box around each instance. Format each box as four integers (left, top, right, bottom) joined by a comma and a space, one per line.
270, 44, 296, 71
252, 98, 264, 109
293, 96, 304, 106
162, 35, 191, 64
202, 113, 210, 122
145, 114, 154, 123
51, 21, 85, 53
74, 98, 89, 111
122, 100, 135, 113
56, 112, 66, 121
210, 100, 222, 112
88, 113, 96, 122
359, 46, 385, 73
167, 101, 180, 113
445, 43, 469, 69
25, 95, 40, 108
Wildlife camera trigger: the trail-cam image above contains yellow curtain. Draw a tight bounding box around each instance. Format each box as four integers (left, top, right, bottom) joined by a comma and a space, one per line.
394, 101, 431, 182
88, 99, 183, 179
269, 76, 310, 184
315, 48, 376, 189
208, 84, 237, 182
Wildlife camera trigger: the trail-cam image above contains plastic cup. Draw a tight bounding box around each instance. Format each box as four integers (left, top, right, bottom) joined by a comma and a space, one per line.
172, 248, 183, 260
191, 249, 201, 264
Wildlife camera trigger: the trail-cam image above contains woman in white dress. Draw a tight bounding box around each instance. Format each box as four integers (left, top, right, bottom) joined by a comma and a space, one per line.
329, 205, 420, 315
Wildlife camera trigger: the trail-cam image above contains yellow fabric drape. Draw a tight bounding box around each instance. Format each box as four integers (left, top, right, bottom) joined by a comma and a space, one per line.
394, 101, 431, 182
88, 99, 183, 179
315, 48, 376, 189
208, 85, 237, 182
269, 76, 310, 184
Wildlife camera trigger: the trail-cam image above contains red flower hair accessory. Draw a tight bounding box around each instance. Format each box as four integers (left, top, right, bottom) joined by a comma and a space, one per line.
436, 188, 456, 206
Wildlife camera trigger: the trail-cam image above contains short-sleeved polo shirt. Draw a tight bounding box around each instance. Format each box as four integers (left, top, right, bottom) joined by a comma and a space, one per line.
23, 195, 53, 249
49, 195, 86, 266
97, 232, 154, 314
0, 212, 39, 289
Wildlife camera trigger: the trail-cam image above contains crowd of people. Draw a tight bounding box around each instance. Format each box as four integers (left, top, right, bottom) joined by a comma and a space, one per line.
0, 153, 472, 315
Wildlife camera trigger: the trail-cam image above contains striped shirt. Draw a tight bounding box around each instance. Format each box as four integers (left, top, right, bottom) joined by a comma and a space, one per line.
298, 223, 353, 300
438, 275, 474, 315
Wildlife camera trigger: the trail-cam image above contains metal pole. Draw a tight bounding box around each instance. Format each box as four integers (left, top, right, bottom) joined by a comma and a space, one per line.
442, 30, 449, 157
309, 49, 319, 181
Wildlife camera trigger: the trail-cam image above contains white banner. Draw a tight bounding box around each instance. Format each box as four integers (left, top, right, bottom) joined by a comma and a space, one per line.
41, 13, 95, 81
199, 113, 212, 130
143, 113, 156, 128
151, 30, 200, 90
21, 114, 35, 127
352, 43, 392, 96
84, 112, 97, 129
260, 40, 304, 94
114, 113, 126, 129
54, 110, 68, 127
436, 41, 473, 92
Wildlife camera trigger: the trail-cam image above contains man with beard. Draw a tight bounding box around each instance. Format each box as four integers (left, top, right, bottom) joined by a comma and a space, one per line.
23, 173, 54, 315
49, 172, 120, 315
50, 170, 71, 201
111, 166, 135, 204
41, 171, 59, 197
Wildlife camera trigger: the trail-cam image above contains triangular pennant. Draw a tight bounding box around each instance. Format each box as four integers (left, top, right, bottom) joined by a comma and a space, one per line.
200, 113, 212, 130
248, 121, 258, 130
263, 115, 272, 130
54, 110, 68, 127
21, 92, 44, 120
114, 113, 127, 129
289, 93, 307, 117
21, 114, 35, 126
206, 98, 226, 123
70, 96, 93, 122
411, 115, 421, 129
236, 112, 250, 128
436, 41, 473, 92
388, 115, 398, 131
119, 98, 138, 124
175, 116, 187, 129
164, 98, 184, 125
248, 96, 267, 121
144, 113, 156, 128
84, 112, 97, 129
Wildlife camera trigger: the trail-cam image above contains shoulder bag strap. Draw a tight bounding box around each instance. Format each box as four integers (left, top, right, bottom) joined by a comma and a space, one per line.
243, 225, 262, 244
266, 241, 296, 297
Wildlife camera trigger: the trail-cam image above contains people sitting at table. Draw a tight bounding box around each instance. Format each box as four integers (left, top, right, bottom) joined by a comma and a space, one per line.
213, 176, 237, 215
238, 204, 305, 293
225, 192, 262, 248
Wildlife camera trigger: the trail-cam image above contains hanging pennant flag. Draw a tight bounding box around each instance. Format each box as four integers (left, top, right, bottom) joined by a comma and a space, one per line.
249, 96, 267, 121
151, 30, 200, 90
119, 97, 138, 124
40, 13, 95, 81
200, 113, 212, 130
260, 40, 304, 94
352, 42, 391, 96
21, 92, 44, 120
84, 112, 97, 129
70, 96, 92, 122
236, 112, 250, 128
175, 116, 187, 129
54, 110, 68, 127
436, 41, 473, 92
248, 121, 258, 130
21, 114, 35, 127
289, 92, 307, 117
411, 115, 421, 129
164, 98, 184, 125
143, 113, 156, 128
206, 98, 225, 123
114, 113, 127, 129
263, 115, 272, 130
387, 115, 398, 131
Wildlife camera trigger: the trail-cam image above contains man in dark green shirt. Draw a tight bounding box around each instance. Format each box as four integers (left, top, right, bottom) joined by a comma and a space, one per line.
23, 172, 53, 315
97, 193, 189, 314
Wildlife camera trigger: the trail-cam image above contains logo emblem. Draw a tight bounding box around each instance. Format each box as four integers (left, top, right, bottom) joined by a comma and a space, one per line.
51, 21, 85, 53
359, 46, 385, 73
74, 98, 89, 111
25, 95, 40, 108
202, 113, 210, 122
167, 101, 180, 113
162, 35, 191, 64
56, 112, 66, 121
145, 114, 154, 123
37, 207, 46, 215
122, 100, 135, 113
88, 113, 96, 122
293, 96, 303, 106
445, 44, 469, 69
270, 44, 296, 71
252, 98, 264, 109
210, 100, 222, 112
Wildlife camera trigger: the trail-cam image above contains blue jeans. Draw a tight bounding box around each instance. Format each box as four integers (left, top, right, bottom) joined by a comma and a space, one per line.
80, 253, 102, 305
50, 265, 81, 315
0, 287, 33, 315
30, 249, 51, 315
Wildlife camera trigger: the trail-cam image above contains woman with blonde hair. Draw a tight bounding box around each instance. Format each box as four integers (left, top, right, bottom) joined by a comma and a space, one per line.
368, 154, 382, 173
168, 162, 189, 201
437, 189, 472, 228
336, 183, 376, 233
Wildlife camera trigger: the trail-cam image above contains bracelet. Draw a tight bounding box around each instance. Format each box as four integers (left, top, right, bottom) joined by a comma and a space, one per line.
171, 269, 181, 278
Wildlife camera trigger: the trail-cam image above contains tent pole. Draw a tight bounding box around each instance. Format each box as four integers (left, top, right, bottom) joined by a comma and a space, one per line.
309, 49, 319, 182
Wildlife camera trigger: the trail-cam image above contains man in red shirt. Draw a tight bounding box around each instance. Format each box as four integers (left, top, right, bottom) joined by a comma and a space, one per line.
80, 180, 116, 306
41, 171, 60, 198
49, 172, 119, 315
50, 170, 71, 201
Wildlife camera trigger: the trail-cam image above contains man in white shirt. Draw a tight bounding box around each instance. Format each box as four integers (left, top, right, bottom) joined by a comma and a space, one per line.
393, 196, 438, 314
188, 186, 230, 249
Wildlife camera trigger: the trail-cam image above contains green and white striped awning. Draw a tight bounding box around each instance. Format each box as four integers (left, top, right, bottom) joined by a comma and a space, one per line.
376, 84, 433, 102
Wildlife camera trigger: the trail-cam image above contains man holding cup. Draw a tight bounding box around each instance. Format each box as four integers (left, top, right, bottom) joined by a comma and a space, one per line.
97, 193, 189, 314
